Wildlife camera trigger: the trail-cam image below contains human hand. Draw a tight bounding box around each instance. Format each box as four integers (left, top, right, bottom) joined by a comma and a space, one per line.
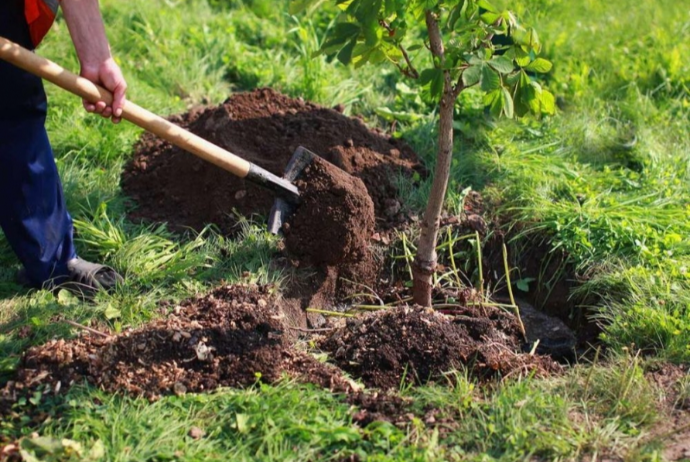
80, 58, 127, 124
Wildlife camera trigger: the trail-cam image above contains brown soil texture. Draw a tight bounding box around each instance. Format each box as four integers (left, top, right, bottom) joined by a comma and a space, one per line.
322, 305, 560, 390
283, 156, 374, 267
121, 88, 422, 235
0, 285, 349, 404
646, 363, 690, 461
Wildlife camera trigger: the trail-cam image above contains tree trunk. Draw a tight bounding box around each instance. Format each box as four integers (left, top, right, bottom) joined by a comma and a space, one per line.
412, 11, 456, 306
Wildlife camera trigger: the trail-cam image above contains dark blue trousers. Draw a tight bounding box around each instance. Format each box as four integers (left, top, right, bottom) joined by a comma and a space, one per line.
1, 0, 76, 287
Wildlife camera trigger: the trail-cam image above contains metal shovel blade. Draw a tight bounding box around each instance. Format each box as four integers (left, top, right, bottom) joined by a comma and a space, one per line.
267, 146, 318, 234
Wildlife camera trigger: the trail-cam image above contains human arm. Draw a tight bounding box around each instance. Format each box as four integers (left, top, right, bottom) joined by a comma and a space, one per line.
60, 0, 126, 123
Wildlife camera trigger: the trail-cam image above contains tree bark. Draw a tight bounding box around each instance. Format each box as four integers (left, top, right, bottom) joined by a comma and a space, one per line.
412, 11, 456, 306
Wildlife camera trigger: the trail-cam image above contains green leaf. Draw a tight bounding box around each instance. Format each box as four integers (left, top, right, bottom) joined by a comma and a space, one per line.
356, 0, 383, 25
419, 68, 438, 85
514, 47, 531, 67
462, 65, 482, 87
483, 89, 501, 116
430, 69, 445, 101
477, 0, 498, 13
415, 0, 438, 8
501, 86, 514, 118
480, 11, 500, 24
487, 56, 514, 74
541, 89, 556, 115
88, 440, 105, 461
448, 1, 465, 30
235, 413, 251, 434
526, 82, 543, 113
384, 0, 397, 15
363, 15, 382, 45
337, 37, 358, 64
527, 27, 541, 53
29, 391, 42, 406
375, 107, 423, 122
406, 44, 423, 51
288, 0, 320, 14
318, 22, 361, 56
515, 277, 536, 292
57, 290, 78, 306
333, 22, 362, 39
104, 304, 122, 320
481, 64, 500, 91
525, 57, 553, 73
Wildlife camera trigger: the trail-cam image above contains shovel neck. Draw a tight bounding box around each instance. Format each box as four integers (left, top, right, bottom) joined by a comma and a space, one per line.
246, 164, 300, 204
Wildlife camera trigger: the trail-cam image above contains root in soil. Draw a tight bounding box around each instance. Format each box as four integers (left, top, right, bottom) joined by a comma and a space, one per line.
321, 305, 560, 390
121, 88, 422, 235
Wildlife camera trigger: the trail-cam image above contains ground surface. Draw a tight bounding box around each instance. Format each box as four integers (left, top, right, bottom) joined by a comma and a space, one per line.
1, 0, 690, 460
122, 88, 421, 235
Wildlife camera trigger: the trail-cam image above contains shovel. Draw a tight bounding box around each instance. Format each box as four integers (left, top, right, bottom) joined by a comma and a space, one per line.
0, 36, 316, 234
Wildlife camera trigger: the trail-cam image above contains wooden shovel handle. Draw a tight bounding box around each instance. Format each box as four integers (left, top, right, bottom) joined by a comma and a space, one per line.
0, 36, 251, 178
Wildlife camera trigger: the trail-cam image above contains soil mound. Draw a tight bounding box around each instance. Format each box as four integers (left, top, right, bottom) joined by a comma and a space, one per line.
322, 306, 560, 389
122, 88, 421, 235
283, 157, 374, 266
1, 285, 348, 403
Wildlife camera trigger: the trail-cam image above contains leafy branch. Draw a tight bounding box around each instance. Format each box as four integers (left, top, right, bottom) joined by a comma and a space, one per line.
292, 0, 557, 305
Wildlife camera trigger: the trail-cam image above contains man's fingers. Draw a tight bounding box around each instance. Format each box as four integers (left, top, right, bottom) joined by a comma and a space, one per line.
94, 101, 107, 114
112, 83, 127, 119
83, 100, 95, 112
102, 107, 113, 118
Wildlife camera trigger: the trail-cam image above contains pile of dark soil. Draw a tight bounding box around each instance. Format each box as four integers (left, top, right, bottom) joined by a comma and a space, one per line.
283, 156, 374, 267
322, 305, 560, 389
122, 88, 421, 235
1, 285, 349, 403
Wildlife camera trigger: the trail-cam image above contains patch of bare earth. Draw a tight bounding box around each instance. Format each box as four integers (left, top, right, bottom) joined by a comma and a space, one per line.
321, 305, 560, 390
1, 285, 350, 405
646, 363, 690, 461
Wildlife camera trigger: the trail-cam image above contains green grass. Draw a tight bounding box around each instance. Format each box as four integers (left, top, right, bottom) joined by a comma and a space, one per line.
4, 364, 676, 461
1, 0, 690, 459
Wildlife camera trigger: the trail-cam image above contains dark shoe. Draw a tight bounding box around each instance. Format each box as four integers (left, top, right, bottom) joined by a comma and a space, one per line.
61, 258, 124, 297
16, 259, 123, 298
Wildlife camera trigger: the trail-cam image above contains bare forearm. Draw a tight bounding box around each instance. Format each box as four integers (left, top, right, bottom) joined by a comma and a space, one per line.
61, 0, 127, 122
61, 0, 111, 67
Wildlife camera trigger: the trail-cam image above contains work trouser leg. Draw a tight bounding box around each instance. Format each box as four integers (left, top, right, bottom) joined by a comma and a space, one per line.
0, 0, 77, 287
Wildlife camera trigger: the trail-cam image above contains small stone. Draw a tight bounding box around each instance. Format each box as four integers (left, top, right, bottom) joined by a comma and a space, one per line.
257, 299, 267, 308
383, 199, 401, 217
235, 190, 247, 200
344, 138, 354, 148
188, 427, 205, 439
389, 148, 400, 158
173, 382, 187, 396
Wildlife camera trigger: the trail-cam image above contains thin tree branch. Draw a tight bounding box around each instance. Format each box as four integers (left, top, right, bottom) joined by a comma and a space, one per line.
425, 11, 446, 64
286, 326, 336, 333
398, 45, 419, 79
379, 19, 419, 79
453, 71, 466, 98
64, 319, 111, 339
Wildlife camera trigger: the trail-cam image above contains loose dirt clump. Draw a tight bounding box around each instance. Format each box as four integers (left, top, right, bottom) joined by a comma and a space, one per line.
283, 157, 374, 266
1, 285, 349, 404
122, 88, 421, 235
322, 305, 560, 390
